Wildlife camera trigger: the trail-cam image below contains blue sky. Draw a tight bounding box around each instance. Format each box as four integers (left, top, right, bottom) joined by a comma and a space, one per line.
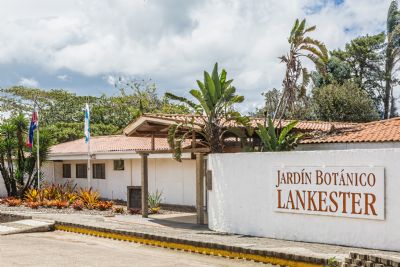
0, 0, 390, 112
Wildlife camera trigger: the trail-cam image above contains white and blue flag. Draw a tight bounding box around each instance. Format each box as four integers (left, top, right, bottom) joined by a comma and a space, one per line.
84, 103, 90, 144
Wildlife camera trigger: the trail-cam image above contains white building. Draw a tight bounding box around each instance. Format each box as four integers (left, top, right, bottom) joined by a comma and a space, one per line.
44, 135, 197, 207
2, 114, 400, 212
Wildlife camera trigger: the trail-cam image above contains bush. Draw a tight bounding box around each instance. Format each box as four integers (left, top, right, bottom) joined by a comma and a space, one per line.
148, 190, 163, 214
54, 200, 68, 209
7, 199, 22, 207
24, 188, 42, 202
113, 207, 125, 214
312, 81, 379, 122
78, 188, 100, 210
26, 201, 41, 209
72, 200, 84, 210
96, 201, 113, 211
128, 208, 141, 215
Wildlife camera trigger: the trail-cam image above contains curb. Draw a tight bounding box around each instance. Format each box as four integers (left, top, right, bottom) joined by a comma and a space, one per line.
0, 213, 31, 223
54, 222, 328, 267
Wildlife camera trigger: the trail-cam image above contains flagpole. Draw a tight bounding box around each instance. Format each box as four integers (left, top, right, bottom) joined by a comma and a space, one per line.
87, 133, 91, 189
85, 102, 91, 189
36, 105, 40, 189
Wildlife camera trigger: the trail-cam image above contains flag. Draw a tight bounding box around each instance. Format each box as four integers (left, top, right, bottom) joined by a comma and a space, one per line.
84, 103, 90, 144
26, 107, 38, 148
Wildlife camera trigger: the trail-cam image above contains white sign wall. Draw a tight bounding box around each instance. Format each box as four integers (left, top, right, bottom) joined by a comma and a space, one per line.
207, 149, 400, 251
273, 166, 385, 220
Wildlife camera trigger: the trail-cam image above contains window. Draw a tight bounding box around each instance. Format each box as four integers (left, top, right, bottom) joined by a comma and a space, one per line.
113, 160, 124, 171
62, 164, 71, 178
76, 164, 87, 178
93, 163, 106, 179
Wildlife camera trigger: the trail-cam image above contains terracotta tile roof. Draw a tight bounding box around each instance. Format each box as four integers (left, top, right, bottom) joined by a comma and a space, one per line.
50, 135, 192, 155
141, 113, 357, 132
302, 117, 400, 144
141, 114, 400, 144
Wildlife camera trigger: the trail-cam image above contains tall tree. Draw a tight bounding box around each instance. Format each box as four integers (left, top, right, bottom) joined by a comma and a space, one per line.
275, 19, 328, 120
312, 56, 352, 88
166, 63, 246, 160
332, 33, 386, 113
384, 0, 400, 118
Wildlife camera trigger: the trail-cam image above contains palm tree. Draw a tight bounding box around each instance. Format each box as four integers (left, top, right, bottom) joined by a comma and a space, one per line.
166, 63, 245, 161
0, 114, 52, 197
274, 19, 328, 120
384, 0, 400, 119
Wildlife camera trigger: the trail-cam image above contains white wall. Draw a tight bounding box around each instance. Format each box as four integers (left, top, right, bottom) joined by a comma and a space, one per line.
44, 158, 196, 206
208, 149, 400, 251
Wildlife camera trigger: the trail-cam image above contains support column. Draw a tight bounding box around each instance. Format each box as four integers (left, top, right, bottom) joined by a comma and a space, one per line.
196, 153, 205, 225
140, 153, 149, 218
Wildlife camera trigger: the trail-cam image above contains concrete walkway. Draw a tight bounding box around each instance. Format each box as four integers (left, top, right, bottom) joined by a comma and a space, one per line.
0, 216, 54, 235
1, 211, 399, 265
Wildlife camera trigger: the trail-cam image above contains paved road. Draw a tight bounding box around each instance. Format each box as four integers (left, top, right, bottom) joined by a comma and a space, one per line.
0, 231, 271, 267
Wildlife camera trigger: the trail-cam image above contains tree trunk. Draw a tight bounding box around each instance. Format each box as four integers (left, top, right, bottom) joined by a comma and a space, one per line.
384, 46, 393, 119
209, 123, 223, 153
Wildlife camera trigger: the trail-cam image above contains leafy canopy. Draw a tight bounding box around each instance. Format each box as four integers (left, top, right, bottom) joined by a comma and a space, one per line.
312, 81, 380, 122
166, 63, 246, 161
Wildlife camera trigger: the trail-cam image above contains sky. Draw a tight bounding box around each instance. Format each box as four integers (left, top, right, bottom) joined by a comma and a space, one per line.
0, 0, 391, 113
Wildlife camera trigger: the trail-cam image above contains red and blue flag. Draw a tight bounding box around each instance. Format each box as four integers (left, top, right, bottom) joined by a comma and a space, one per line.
26, 107, 38, 148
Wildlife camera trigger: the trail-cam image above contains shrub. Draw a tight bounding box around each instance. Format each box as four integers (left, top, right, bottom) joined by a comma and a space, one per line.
72, 200, 84, 210
24, 188, 42, 202
54, 200, 68, 209
42, 200, 53, 208
26, 201, 41, 209
128, 208, 141, 215
148, 190, 163, 214
7, 199, 22, 207
64, 192, 77, 204
78, 188, 100, 210
96, 201, 113, 211
113, 207, 125, 214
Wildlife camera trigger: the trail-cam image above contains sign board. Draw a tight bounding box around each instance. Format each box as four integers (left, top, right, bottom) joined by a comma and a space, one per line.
273, 166, 385, 220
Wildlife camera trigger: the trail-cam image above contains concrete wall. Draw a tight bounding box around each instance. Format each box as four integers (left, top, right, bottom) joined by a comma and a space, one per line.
207, 149, 400, 251
44, 158, 196, 206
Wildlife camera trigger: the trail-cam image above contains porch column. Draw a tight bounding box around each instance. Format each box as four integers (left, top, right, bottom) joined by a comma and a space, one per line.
196, 153, 205, 224
140, 153, 149, 218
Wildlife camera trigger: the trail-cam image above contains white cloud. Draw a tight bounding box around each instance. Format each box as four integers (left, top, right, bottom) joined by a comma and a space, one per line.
57, 74, 69, 81
18, 77, 39, 87
0, 0, 393, 110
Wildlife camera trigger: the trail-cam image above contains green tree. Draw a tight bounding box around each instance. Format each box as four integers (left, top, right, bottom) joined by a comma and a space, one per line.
0, 114, 52, 197
0, 83, 188, 144
312, 81, 379, 122
312, 56, 352, 87
166, 63, 246, 161
254, 88, 314, 120
331, 33, 385, 112
275, 18, 328, 120
384, 0, 400, 118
